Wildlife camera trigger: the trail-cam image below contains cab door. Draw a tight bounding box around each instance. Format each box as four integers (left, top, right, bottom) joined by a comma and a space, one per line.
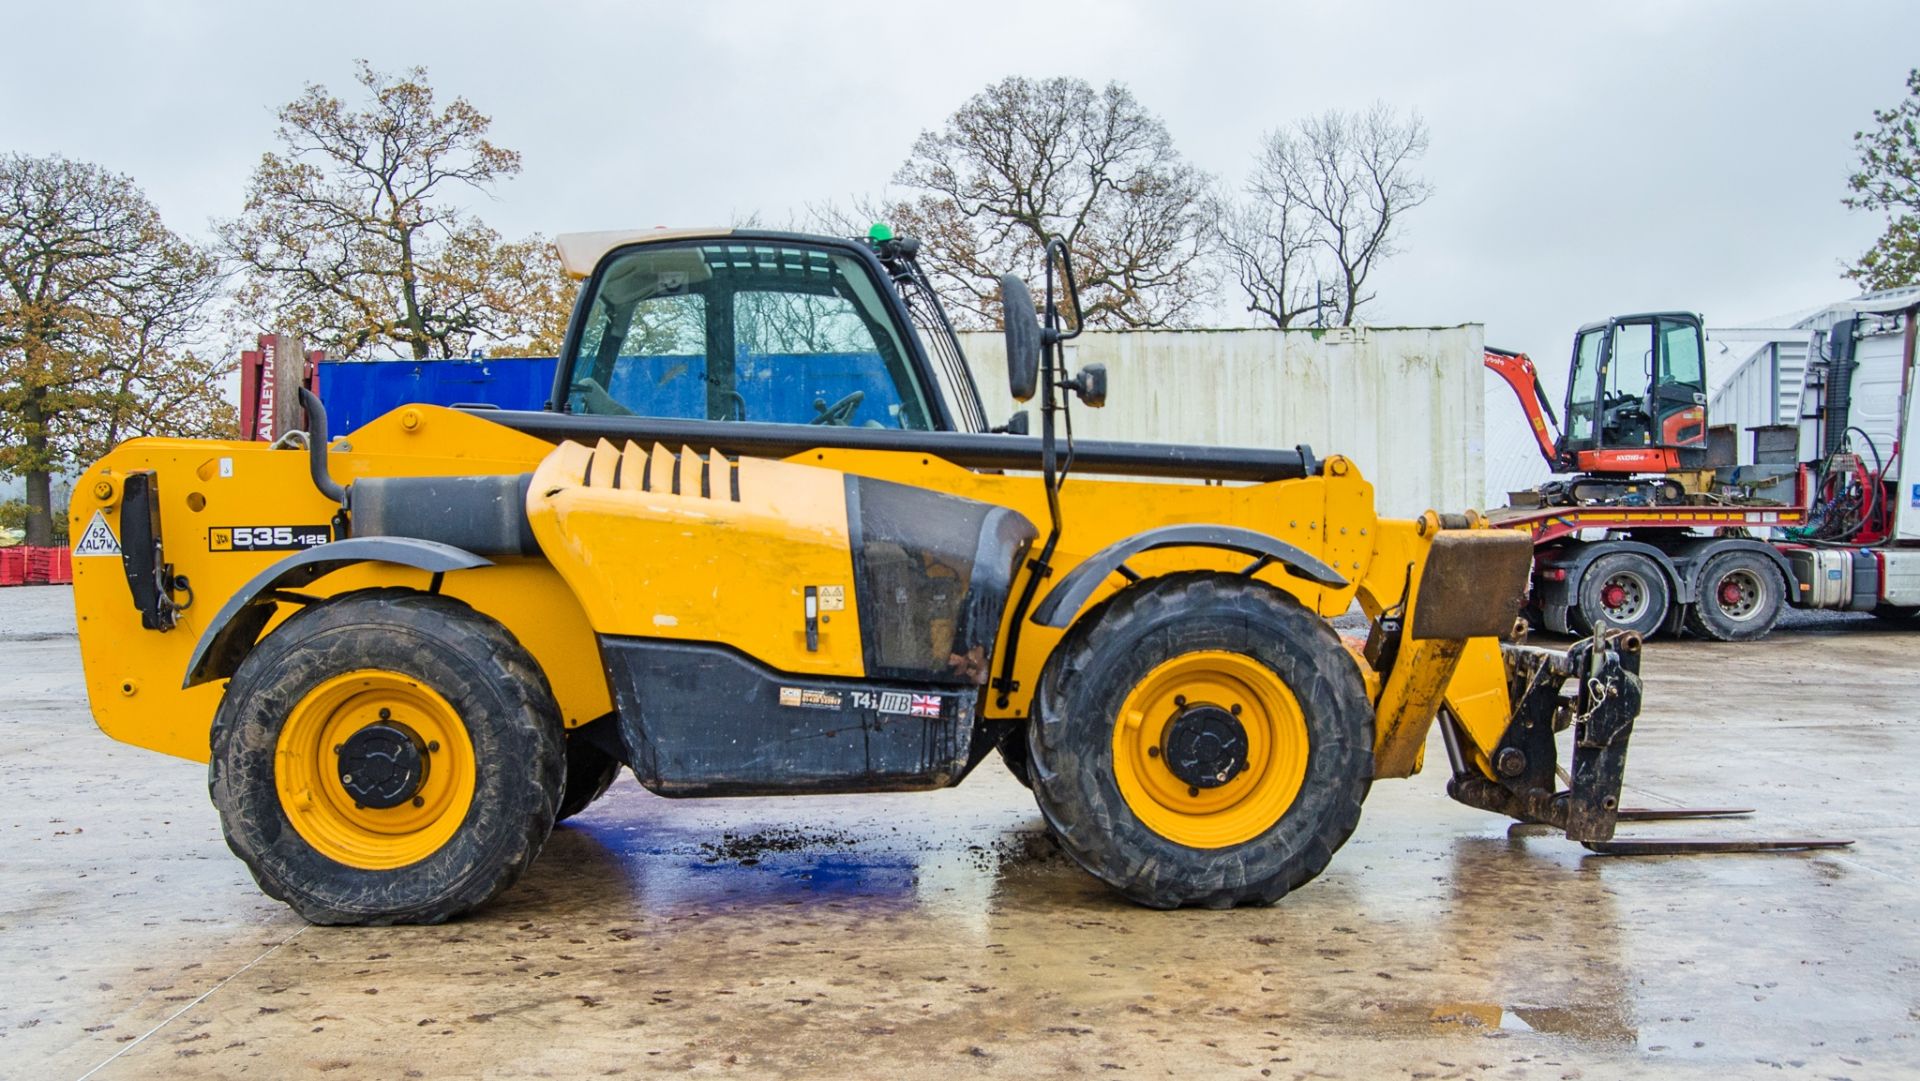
1652, 314, 1708, 451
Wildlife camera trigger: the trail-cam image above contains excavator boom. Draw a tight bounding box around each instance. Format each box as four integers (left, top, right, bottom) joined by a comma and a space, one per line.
1484, 347, 1562, 468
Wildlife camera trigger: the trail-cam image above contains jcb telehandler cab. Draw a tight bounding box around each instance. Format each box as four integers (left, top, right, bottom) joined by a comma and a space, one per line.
69, 227, 1805, 925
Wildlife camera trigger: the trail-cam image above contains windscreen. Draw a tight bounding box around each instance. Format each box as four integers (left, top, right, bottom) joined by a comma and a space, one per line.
565, 242, 935, 430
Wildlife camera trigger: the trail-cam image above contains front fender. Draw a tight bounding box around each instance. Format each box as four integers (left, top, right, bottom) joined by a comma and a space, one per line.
182, 537, 490, 688
1030, 524, 1347, 629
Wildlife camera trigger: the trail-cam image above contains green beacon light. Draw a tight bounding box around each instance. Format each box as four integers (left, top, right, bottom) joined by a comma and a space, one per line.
867, 222, 894, 243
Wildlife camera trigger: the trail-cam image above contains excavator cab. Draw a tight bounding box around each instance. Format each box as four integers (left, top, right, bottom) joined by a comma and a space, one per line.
1561, 312, 1708, 473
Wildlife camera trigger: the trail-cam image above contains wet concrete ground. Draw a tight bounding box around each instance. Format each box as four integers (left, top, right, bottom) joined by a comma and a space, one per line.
3, 584, 1916, 1079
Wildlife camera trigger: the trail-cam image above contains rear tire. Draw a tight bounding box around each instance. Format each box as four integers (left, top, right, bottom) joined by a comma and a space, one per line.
1573, 551, 1671, 638
1684, 550, 1784, 641
209, 589, 564, 925
1028, 573, 1372, 909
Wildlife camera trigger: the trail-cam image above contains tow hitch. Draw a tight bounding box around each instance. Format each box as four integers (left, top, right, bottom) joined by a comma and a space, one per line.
1448, 628, 1852, 855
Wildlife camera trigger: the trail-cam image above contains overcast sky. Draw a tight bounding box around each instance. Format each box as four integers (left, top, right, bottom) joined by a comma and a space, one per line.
4, 0, 1915, 491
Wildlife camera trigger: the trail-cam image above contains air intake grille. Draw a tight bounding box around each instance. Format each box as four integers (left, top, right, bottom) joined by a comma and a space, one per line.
581, 439, 740, 502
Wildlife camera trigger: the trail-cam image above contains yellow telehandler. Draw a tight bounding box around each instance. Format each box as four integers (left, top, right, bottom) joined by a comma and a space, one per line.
66, 227, 1817, 925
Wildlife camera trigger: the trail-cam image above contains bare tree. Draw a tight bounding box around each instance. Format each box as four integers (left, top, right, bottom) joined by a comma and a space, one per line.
0, 154, 227, 544
886, 76, 1213, 329
1211, 187, 1321, 328
1227, 104, 1432, 326
222, 61, 557, 360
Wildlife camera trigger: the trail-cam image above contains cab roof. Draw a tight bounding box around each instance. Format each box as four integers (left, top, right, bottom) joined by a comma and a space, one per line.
554, 228, 734, 279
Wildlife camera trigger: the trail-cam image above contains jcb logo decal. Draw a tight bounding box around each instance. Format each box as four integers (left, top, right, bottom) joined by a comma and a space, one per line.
210, 524, 332, 552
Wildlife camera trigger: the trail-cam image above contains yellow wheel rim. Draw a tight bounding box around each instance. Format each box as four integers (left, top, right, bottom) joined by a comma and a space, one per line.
1110, 650, 1310, 849
274, 670, 476, 870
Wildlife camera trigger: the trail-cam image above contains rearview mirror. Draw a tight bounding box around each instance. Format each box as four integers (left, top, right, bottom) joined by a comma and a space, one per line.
1000, 275, 1040, 403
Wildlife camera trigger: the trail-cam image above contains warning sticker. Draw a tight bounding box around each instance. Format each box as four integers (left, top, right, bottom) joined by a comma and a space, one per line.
817, 585, 846, 611
72, 511, 122, 557
777, 686, 844, 710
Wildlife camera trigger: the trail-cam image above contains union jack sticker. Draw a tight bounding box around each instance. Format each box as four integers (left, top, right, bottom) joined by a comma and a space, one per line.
909, 694, 943, 718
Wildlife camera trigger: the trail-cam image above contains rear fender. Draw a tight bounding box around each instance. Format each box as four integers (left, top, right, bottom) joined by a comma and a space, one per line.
182, 537, 490, 688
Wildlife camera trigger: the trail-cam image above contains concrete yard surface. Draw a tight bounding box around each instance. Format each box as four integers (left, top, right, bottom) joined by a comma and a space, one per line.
2, 584, 1916, 1079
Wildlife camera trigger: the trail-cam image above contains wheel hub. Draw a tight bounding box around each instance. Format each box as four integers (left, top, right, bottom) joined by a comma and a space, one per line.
1719, 579, 1745, 606
336, 720, 429, 809
1162, 704, 1249, 789
1600, 582, 1628, 609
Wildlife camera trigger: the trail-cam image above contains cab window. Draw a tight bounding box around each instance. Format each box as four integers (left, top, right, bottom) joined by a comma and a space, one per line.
565, 242, 935, 429
1658, 317, 1703, 389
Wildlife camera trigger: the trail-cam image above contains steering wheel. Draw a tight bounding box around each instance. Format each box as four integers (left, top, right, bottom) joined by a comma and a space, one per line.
809, 390, 864, 426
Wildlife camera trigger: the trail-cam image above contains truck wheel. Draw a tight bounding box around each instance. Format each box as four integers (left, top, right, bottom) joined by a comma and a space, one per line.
556, 734, 622, 822
1684, 551, 1784, 641
209, 589, 565, 925
1573, 551, 1670, 637
1028, 573, 1372, 909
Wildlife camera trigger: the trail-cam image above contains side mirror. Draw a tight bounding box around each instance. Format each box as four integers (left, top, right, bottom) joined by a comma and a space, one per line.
993, 411, 1030, 436
1000, 275, 1041, 403
1066, 363, 1107, 408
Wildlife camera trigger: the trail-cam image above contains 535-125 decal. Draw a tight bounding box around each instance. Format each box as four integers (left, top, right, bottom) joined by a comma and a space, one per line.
208, 525, 332, 552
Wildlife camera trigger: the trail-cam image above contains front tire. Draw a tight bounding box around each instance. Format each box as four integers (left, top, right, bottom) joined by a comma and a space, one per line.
210, 589, 565, 925
1028, 573, 1373, 909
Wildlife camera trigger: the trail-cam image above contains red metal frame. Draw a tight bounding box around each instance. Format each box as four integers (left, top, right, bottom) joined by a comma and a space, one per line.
1488, 504, 1808, 547
238, 335, 324, 441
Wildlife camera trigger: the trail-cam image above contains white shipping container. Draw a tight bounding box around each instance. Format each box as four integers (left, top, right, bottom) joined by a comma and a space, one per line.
957, 326, 1485, 519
